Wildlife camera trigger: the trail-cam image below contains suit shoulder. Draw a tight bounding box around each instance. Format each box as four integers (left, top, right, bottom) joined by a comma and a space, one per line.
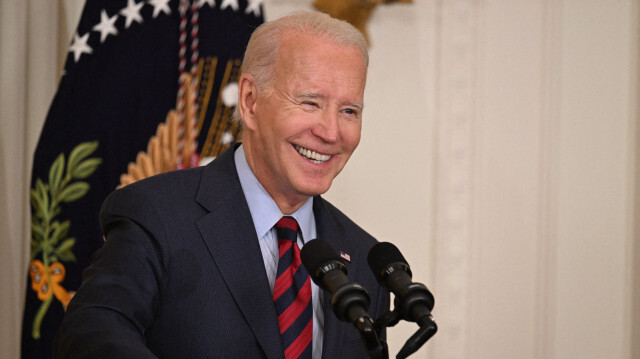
118, 166, 204, 195
105, 166, 206, 206
100, 167, 205, 228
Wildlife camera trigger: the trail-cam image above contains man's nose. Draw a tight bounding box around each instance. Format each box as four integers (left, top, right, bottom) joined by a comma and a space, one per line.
311, 110, 339, 142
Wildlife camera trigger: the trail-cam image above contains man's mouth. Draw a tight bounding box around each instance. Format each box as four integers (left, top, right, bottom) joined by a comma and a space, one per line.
294, 145, 331, 164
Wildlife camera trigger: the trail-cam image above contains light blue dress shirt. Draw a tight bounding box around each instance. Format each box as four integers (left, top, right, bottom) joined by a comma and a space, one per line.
234, 145, 324, 358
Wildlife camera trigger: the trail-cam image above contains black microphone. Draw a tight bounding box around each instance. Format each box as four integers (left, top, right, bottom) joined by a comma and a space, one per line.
300, 238, 372, 326
367, 242, 434, 326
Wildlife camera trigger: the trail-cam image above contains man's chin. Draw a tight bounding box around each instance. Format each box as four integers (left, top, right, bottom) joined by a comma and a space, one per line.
297, 181, 333, 197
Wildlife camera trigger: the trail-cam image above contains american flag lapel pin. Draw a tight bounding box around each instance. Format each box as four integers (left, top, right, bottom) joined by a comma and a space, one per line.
339, 251, 351, 262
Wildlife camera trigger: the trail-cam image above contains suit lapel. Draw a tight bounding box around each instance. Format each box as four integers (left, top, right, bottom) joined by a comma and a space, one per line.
313, 198, 358, 359
195, 146, 283, 359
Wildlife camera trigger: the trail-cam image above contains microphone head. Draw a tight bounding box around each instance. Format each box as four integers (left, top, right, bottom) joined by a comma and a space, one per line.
367, 242, 412, 285
369, 243, 436, 319
300, 238, 346, 286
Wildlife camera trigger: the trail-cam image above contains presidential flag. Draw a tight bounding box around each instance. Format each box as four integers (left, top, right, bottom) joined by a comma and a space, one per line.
22, 0, 263, 356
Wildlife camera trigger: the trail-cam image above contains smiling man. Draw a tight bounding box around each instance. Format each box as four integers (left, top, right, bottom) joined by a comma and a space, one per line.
239, 18, 366, 215
55, 11, 389, 359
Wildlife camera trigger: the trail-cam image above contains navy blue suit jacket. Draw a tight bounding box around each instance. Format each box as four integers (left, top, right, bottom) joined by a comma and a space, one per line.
54, 144, 389, 358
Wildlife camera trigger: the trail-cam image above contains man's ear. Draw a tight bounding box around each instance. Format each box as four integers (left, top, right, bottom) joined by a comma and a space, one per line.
238, 74, 259, 131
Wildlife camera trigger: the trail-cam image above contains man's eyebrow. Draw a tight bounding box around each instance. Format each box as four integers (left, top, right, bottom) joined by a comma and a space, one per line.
346, 102, 364, 110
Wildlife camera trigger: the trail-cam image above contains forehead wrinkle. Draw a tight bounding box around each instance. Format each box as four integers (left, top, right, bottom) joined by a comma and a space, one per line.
296, 92, 325, 99
295, 92, 364, 110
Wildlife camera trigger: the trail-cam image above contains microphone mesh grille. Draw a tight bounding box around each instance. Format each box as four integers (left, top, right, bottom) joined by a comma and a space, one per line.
367, 242, 407, 278
300, 238, 340, 280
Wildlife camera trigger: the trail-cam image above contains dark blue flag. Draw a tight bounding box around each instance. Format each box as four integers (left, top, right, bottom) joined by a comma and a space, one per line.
21, 0, 263, 356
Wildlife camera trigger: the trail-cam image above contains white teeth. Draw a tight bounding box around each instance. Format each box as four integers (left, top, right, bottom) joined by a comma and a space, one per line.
295, 145, 331, 163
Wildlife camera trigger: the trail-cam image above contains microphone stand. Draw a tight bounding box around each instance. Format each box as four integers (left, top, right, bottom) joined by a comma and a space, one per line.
395, 315, 437, 359
373, 290, 438, 359
352, 284, 438, 359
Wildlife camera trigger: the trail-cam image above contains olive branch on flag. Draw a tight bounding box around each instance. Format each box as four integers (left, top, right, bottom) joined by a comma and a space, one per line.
28, 141, 101, 339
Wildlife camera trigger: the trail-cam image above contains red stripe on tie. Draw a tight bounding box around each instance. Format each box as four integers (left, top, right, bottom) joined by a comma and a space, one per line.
278, 239, 293, 258
273, 268, 294, 301
284, 319, 313, 359
277, 277, 312, 333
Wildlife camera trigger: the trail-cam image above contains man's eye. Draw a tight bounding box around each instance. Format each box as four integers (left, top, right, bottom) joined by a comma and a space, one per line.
343, 108, 357, 115
302, 101, 318, 107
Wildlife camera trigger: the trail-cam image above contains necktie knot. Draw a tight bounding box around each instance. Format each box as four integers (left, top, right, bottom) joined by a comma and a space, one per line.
275, 216, 299, 244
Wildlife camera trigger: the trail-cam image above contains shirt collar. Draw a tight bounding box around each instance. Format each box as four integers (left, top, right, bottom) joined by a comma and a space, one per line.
234, 144, 316, 243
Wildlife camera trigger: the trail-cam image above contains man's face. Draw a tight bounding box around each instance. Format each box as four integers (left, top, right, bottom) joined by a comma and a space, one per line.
243, 31, 367, 212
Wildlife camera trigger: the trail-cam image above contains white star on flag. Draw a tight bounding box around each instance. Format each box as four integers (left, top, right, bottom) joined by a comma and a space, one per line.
69, 32, 93, 62
245, 0, 262, 17
149, 0, 171, 18
120, 0, 144, 29
220, 0, 239, 11
92, 10, 119, 43
198, 0, 216, 8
